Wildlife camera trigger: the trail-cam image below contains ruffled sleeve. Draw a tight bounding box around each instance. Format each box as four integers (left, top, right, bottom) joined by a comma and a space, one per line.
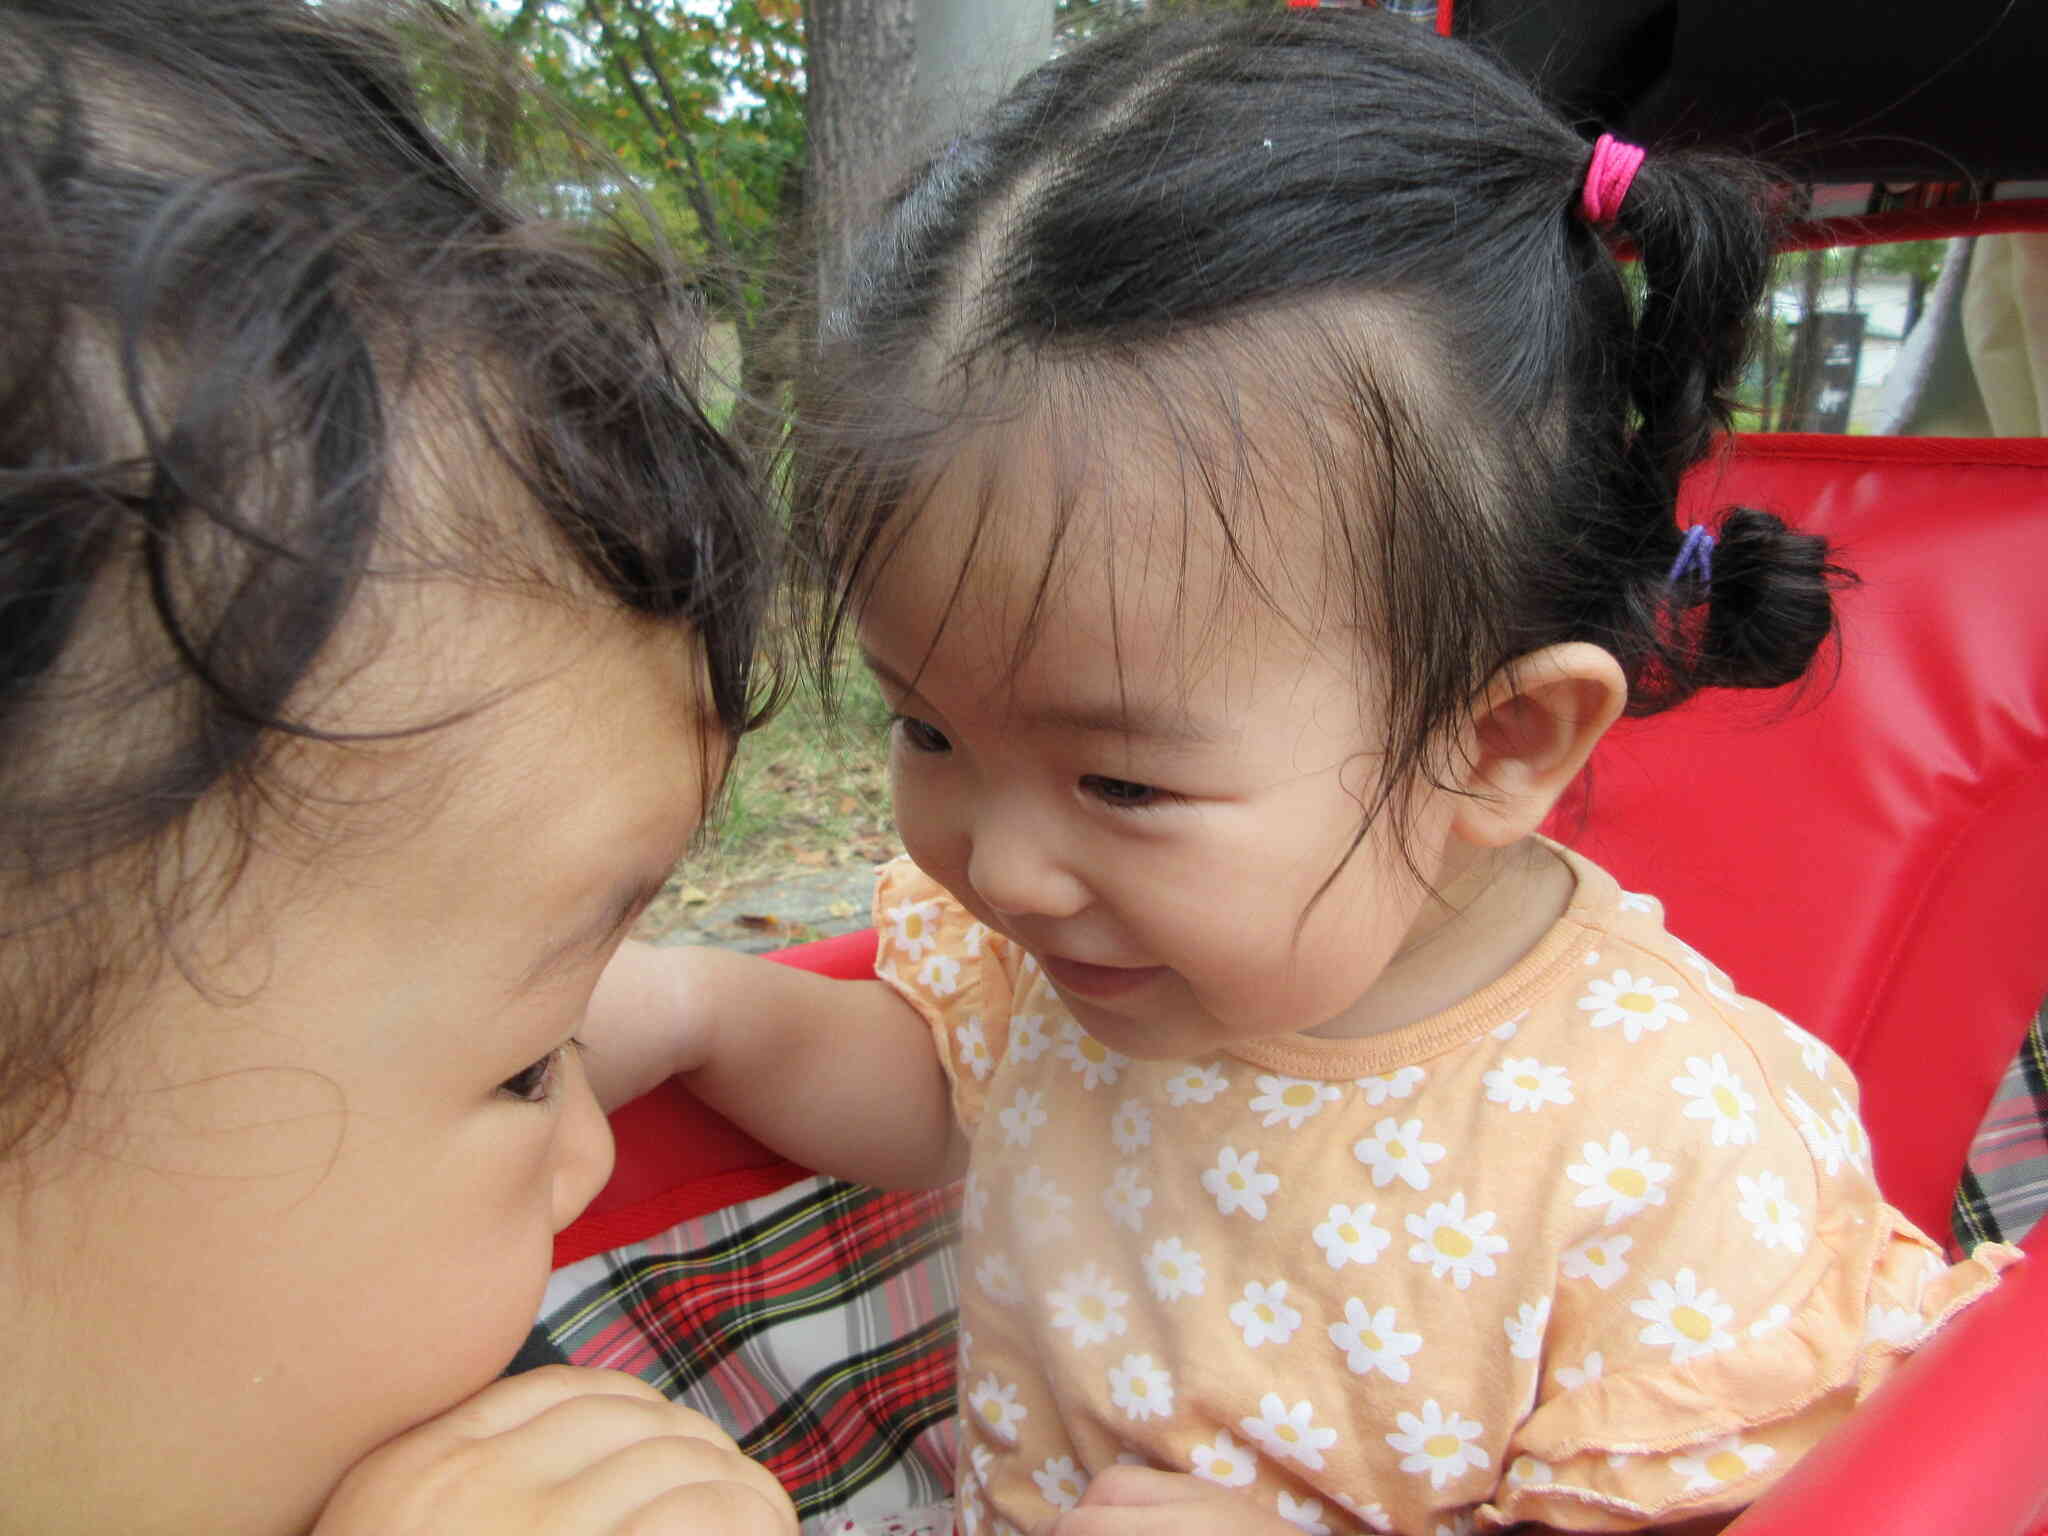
871, 857, 1020, 1132
1479, 993, 2022, 1532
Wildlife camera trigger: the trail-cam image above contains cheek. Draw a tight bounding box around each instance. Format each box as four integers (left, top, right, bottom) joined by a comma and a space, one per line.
889, 760, 966, 873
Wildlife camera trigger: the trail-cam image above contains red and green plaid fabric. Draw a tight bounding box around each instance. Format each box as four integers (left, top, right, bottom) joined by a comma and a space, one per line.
1952, 998, 2048, 1255
539, 1175, 961, 1530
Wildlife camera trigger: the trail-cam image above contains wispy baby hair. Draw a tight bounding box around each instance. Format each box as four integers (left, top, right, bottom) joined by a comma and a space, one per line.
794, 7, 1848, 827
0, 0, 773, 1149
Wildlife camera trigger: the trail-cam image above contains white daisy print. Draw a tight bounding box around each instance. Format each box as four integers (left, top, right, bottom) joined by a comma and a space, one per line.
1387, 1400, 1490, 1490
1055, 1020, 1128, 1089
1865, 1304, 1927, 1349
1750, 1304, 1792, 1338
1433, 1516, 1476, 1536
1492, 1011, 1528, 1041
1240, 1393, 1339, 1471
1504, 1298, 1551, 1360
1103, 1164, 1153, 1232
1047, 1261, 1129, 1348
1577, 969, 1689, 1042
955, 1016, 995, 1081
1830, 1088, 1873, 1173
1785, 1088, 1849, 1176
968, 1441, 994, 1491
1405, 1193, 1509, 1289
1011, 1166, 1073, 1242
1204, 1146, 1280, 1220
1671, 1053, 1759, 1146
1565, 1131, 1673, 1224
975, 1253, 1023, 1306
1782, 1017, 1830, 1078
887, 899, 942, 962
916, 952, 961, 997
1164, 1061, 1229, 1106
1356, 1065, 1426, 1104
960, 921, 987, 957
1671, 935, 1744, 1007
1669, 1436, 1775, 1492
1276, 1491, 1333, 1536
1618, 889, 1658, 913
1031, 1456, 1086, 1510
1110, 1097, 1152, 1155
1230, 1279, 1303, 1347
997, 1088, 1047, 1148
1554, 1350, 1603, 1391
1251, 1074, 1343, 1129
1328, 1298, 1422, 1382
1313, 1202, 1392, 1269
1353, 1116, 1446, 1191
1736, 1171, 1806, 1253
1560, 1232, 1634, 1289
1188, 1430, 1256, 1488
1483, 1057, 1574, 1113
968, 1373, 1027, 1444
1142, 1236, 1206, 1301
1632, 1269, 1737, 1363
961, 1170, 988, 1233
1507, 1454, 1554, 1486
1007, 1013, 1050, 1062
1107, 1353, 1174, 1421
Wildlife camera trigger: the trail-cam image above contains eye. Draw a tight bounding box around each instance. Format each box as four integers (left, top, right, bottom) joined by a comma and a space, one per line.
1080, 773, 1169, 810
892, 715, 952, 754
498, 1040, 580, 1104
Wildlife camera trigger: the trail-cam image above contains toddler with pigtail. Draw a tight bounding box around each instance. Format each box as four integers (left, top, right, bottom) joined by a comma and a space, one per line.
590, 11, 2017, 1534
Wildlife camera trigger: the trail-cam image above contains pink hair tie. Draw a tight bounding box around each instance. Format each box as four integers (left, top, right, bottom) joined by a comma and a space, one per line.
1580, 132, 1646, 225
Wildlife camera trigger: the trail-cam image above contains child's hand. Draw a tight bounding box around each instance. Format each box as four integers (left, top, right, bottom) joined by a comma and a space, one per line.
1035, 1465, 1306, 1536
312, 1366, 797, 1535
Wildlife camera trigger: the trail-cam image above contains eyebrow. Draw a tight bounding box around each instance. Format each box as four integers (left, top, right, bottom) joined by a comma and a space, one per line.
862, 651, 1222, 748
519, 870, 673, 990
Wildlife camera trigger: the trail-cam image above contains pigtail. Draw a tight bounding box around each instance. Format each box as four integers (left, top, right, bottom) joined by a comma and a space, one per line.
1605, 150, 1850, 702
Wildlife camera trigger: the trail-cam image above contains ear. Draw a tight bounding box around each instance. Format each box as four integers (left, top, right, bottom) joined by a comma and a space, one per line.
1447, 642, 1627, 848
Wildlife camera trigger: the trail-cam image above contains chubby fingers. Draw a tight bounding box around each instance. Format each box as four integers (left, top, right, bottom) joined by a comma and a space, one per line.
314, 1365, 796, 1536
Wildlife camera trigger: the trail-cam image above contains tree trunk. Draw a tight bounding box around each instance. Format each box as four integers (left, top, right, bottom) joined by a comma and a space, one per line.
801, 0, 919, 325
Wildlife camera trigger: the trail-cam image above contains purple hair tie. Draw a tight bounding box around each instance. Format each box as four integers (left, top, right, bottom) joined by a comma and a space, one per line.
1666, 524, 1715, 589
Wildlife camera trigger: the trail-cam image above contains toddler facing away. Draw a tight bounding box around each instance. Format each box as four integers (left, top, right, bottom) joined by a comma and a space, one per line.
583, 11, 2016, 1536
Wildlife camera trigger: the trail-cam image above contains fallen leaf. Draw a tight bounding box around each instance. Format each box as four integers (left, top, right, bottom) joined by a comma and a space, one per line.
736, 913, 783, 932
827, 900, 857, 919
677, 885, 712, 906
838, 795, 859, 814
792, 848, 828, 867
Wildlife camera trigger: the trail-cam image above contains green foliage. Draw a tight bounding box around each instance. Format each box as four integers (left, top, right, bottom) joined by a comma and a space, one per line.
475, 0, 807, 322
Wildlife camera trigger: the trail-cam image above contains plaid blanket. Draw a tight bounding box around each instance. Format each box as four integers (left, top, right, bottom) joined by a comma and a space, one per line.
1952, 998, 2048, 1254
538, 1175, 961, 1532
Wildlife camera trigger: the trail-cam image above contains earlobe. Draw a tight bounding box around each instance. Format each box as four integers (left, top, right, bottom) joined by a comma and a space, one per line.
1450, 643, 1627, 847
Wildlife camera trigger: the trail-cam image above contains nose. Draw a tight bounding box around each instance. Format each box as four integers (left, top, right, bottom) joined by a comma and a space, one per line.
966, 800, 1090, 921
550, 1049, 617, 1232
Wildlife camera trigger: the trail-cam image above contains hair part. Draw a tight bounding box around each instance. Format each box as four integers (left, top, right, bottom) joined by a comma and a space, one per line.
795, 6, 1852, 858
0, 0, 776, 1154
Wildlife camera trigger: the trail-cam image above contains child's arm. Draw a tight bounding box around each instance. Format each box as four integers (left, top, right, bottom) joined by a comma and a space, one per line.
582, 939, 967, 1190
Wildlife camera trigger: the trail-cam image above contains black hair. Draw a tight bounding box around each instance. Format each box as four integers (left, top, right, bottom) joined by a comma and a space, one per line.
794, 9, 1849, 849
0, 0, 774, 1150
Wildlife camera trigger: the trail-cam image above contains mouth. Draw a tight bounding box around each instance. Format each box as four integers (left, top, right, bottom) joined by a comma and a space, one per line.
1037, 954, 1169, 999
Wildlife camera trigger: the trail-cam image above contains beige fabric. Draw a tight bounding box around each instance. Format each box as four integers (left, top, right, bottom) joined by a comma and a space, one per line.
873, 846, 2016, 1536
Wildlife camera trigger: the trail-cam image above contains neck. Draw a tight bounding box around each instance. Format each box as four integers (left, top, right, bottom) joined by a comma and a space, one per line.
1306, 838, 1574, 1040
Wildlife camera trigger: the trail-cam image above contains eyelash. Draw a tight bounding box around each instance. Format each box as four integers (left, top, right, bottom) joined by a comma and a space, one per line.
499, 1039, 583, 1104
893, 715, 1181, 814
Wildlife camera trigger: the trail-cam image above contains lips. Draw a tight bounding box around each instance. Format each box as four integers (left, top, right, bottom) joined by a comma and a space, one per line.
1037, 954, 1168, 998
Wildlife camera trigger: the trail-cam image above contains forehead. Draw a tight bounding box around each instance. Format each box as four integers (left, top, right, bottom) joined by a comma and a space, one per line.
866, 379, 1353, 675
